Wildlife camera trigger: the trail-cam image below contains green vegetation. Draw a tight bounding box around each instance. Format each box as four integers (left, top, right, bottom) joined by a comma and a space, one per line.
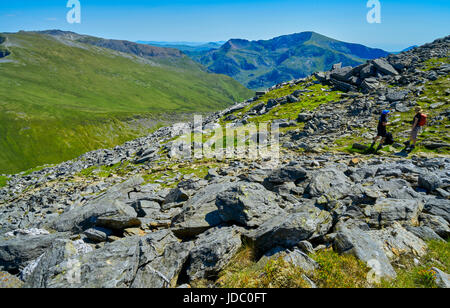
197, 239, 449, 289
0, 176, 9, 188
215, 245, 370, 288
222, 78, 341, 127
310, 249, 370, 288
76, 162, 132, 179
141, 160, 220, 188
21, 165, 55, 177
381, 240, 450, 288
0, 32, 253, 174
422, 57, 450, 71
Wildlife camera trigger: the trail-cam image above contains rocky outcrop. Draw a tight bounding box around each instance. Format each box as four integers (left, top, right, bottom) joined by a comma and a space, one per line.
244, 205, 332, 256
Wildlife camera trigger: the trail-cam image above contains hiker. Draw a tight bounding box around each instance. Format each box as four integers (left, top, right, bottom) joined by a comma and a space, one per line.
369, 110, 390, 153
405, 106, 427, 151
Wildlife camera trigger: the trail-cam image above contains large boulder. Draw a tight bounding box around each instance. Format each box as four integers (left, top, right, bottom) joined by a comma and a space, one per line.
0, 233, 68, 272
244, 205, 332, 255
406, 226, 444, 242
257, 246, 318, 274
216, 182, 283, 227
50, 177, 143, 232
23, 239, 93, 287
306, 169, 352, 200
330, 66, 354, 82
366, 198, 423, 228
334, 222, 397, 280
424, 198, 450, 223
186, 226, 242, 280
171, 182, 234, 238
369, 223, 428, 260
132, 231, 193, 288
386, 89, 409, 102
372, 58, 398, 76
25, 236, 141, 288
419, 214, 450, 239
24, 230, 190, 288
432, 267, 450, 288
418, 173, 443, 192
265, 162, 308, 184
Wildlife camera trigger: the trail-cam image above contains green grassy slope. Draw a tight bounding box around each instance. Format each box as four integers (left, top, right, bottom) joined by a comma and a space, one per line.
0, 32, 253, 174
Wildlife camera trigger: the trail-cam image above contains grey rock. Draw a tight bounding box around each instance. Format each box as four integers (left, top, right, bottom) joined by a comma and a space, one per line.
334, 222, 397, 279
133, 200, 161, 217
133, 233, 192, 288
24, 239, 93, 287
432, 267, 450, 288
419, 214, 450, 239
369, 223, 427, 261
367, 198, 423, 228
216, 182, 283, 227
297, 240, 314, 254
297, 113, 313, 123
406, 226, 444, 242
265, 163, 308, 184
306, 168, 352, 200
258, 246, 318, 274
51, 176, 143, 232
373, 58, 399, 76
171, 182, 234, 238
0, 233, 68, 272
84, 227, 113, 243
25, 230, 189, 288
424, 198, 450, 223
244, 205, 332, 255
0, 271, 24, 288
187, 226, 242, 280
330, 66, 354, 82
164, 188, 189, 205
386, 90, 409, 102
418, 173, 443, 192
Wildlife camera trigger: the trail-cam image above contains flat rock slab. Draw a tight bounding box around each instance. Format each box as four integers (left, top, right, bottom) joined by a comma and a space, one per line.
216, 182, 283, 227
171, 182, 235, 238
0, 233, 69, 272
244, 205, 332, 256
367, 198, 423, 228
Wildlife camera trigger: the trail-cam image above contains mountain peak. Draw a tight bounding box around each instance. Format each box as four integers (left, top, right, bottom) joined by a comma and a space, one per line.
193, 32, 390, 90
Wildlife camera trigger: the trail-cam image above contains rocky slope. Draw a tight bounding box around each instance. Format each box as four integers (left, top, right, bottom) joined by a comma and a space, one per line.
193, 31, 390, 90
0, 36, 449, 288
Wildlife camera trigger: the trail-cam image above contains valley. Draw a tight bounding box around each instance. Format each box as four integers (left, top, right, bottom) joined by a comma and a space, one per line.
0, 31, 252, 174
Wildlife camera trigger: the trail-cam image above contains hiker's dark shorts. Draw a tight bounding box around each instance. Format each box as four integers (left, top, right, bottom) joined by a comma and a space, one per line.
411, 126, 422, 140
377, 127, 387, 138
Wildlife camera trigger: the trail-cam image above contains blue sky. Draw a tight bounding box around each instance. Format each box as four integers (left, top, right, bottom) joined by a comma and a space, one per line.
1, 0, 449, 51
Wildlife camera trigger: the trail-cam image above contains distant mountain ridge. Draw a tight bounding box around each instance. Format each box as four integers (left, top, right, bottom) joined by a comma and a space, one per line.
36, 30, 206, 71
138, 41, 225, 56
192, 31, 391, 90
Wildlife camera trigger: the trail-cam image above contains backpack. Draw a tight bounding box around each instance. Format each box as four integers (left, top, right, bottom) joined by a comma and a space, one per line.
418, 113, 427, 127
385, 132, 395, 145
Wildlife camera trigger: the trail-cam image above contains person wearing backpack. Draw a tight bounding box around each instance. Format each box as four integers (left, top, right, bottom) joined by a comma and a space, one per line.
406, 106, 427, 151
369, 110, 391, 153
